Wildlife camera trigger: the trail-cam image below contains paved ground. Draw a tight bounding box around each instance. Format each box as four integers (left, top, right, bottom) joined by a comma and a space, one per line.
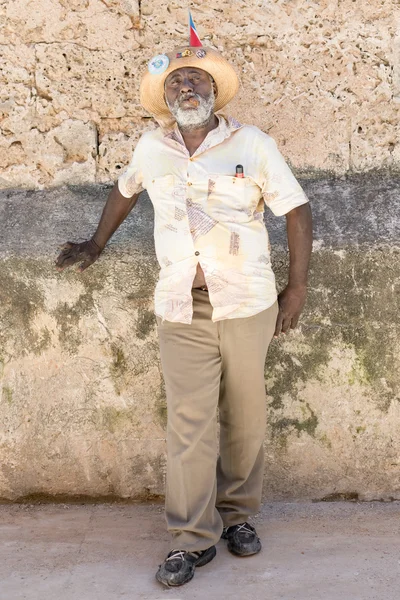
0, 502, 399, 600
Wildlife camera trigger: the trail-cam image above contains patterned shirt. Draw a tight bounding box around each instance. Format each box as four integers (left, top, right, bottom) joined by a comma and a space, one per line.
118, 115, 309, 324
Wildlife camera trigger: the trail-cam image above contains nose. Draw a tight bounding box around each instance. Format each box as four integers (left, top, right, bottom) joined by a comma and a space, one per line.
179, 77, 194, 94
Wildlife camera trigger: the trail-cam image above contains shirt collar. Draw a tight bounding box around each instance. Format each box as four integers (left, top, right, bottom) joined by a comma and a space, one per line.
163, 114, 243, 156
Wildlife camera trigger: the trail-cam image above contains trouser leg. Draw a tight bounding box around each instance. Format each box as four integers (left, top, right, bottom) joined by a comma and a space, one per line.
216, 301, 279, 526
157, 290, 224, 551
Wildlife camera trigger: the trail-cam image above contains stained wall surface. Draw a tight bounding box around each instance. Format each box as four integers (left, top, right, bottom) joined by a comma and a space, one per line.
1, 177, 399, 502
0, 0, 399, 188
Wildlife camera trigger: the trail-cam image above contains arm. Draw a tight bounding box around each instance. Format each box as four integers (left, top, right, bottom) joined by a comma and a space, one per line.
274, 202, 313, 337
56, 183, 141, 272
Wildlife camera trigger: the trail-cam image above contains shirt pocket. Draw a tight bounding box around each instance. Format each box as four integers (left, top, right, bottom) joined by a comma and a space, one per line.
146, 174, 175, 222
207, 174, 261, 223
146, 173, 174, 195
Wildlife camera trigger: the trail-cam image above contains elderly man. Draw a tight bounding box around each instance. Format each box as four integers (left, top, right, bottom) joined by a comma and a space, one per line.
56, 39, 312, 587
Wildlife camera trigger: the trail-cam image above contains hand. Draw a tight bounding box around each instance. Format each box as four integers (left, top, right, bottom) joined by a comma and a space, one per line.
55, 239, 102, 272
274, 284, 307, 338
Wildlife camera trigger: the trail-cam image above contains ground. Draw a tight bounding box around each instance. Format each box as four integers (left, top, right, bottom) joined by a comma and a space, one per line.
0, 501, 399, 600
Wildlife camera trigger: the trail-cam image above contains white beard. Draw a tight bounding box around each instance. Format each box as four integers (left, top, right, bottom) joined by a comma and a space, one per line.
166, 88, 215, 131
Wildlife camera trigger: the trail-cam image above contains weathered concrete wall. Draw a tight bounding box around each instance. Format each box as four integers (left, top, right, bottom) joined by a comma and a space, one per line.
1, 176, 399, 501
0, 0, 399, 188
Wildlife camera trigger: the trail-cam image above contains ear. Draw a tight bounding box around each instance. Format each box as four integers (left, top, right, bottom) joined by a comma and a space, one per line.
212, 80, 218, 98
163, 91, 172, 112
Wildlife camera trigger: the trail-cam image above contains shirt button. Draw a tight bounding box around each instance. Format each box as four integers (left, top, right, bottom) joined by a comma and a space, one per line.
187, 182, 192, 186
195, 251, 200, 256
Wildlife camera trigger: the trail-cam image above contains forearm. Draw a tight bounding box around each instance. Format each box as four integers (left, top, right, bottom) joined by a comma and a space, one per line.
285, 203, 313, 288
91, 183, 140, 250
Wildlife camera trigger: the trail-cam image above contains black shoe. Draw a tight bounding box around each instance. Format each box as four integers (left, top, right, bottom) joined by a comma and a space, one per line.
222, 522, 261, 556
155, 545, 216, 587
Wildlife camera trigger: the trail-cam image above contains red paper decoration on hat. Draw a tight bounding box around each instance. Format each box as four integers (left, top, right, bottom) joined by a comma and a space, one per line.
189, 10, 202, 47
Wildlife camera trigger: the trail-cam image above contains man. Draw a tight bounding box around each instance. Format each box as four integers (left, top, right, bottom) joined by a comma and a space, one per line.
56, 37, 312, 588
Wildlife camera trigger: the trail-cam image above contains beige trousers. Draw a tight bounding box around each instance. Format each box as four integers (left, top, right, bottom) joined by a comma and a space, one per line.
157, 289, 278, 552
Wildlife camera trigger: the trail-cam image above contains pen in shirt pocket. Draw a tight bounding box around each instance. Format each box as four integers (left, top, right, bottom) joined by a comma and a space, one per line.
235, 164, 244, 178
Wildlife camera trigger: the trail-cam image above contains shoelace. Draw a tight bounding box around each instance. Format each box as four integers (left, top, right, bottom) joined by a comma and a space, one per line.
166, 550, 186, 562
166, 549, 201, 562
234, 523, 254, 535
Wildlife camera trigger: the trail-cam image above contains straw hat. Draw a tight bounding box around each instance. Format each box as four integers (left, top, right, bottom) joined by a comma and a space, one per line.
140, 46, 240, 123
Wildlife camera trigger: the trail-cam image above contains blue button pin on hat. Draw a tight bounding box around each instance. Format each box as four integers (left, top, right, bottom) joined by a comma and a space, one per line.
148, 54, 170, 75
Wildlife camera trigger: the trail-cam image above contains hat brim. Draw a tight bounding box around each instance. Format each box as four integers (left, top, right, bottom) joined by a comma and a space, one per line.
140, 46, 240, 122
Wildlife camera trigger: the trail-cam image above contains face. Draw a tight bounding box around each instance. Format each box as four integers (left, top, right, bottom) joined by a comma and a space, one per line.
164, 67, 217, 130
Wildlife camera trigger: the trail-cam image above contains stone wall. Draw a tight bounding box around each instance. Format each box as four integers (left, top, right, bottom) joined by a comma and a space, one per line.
1, 0, 399, 188
1, 1, 400, 502
1, 177, 399, 502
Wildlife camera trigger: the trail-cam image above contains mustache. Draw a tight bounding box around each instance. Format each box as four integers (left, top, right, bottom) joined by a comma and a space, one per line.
179, 92, 200, 104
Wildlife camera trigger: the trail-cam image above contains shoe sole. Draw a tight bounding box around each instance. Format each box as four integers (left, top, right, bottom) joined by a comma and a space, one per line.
155, 546, 216, 587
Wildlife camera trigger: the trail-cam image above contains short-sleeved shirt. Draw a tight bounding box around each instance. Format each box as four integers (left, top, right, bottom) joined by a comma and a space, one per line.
118, 115, 309, 324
